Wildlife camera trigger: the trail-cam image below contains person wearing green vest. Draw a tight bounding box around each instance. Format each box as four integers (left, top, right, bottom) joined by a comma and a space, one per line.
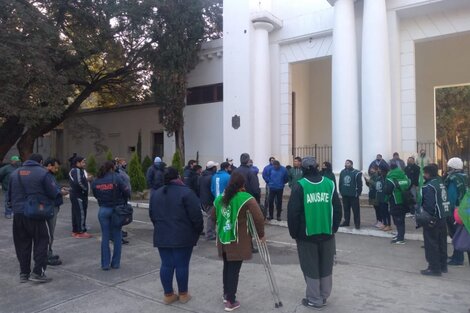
213, 172, 265, 312
0, 155, 21, 219
365, 165, 382, 228
444, 157, 469, 266
420, 164, 450, 276
384, 161, 411, 244
339, 159, 363, 229
287, 157, 342, 310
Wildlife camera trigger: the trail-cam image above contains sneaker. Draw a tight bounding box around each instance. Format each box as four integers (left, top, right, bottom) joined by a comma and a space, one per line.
30, 273, 52, 283
49, 254, 60, 260
420, 269, 441, 276
74, 232, 92, 239
382, 226, 393, 231
391, 239, 405, 245
301, 298, 323, 310
225, 300, 241, 312
121, 238, 129, 245
223, 294, 228, 304
122, 230, 128, 238
406, 213, 415, 218
447, 260, 464, 266
374, 222, 384, 228
48, 258, 62, 266
19, 273, 29, 283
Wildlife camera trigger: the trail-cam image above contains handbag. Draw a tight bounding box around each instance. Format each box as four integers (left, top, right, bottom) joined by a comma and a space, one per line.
452, 224, 470, 252
112, 174, 133, 226
415, 206, 437, 228
17, 172, 55, 220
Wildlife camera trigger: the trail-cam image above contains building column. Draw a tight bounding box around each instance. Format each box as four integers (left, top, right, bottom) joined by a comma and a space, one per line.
331, 0, 360, 172
361, 0, 392, 170
252, 21, 274, 166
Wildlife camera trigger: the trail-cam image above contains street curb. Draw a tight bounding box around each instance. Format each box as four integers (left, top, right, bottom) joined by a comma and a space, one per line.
86, 196, 452, 243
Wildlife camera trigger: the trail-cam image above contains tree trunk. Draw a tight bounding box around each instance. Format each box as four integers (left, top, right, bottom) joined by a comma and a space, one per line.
176, 125, 185, 163
0, 117, 25, 161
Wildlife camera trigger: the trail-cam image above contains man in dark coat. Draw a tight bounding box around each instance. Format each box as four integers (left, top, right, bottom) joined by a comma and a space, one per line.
339, 159, 363, 229
233, 153, 261, 203
0, 155, 21, 218
146, 156, 165, 190
288, 157, 342, 309
9, 154, 60, 283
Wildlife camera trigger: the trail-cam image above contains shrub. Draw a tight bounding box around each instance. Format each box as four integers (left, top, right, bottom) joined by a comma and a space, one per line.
128, 152, 146, 192
105, 149, 113, 161
141, 155, 153, 175
172, 149, 184, 176
87, 154, 97, 177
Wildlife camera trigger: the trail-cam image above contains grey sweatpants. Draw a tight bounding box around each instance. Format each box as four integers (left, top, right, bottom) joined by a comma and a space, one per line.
297, 237, 335, 306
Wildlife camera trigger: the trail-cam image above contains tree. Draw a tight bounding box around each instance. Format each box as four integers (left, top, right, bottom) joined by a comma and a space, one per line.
128, 152, 146, 192
136, 130, 142, 164
435, 85, 470, 165
87, 154, 98, 177
0, 0, 222, 160
141, 155, 153, 176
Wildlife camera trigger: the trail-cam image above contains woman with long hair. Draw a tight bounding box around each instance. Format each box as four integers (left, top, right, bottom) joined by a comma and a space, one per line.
149, 167, 203, 305
91, 161, 130, 270
213, 172, 265, 311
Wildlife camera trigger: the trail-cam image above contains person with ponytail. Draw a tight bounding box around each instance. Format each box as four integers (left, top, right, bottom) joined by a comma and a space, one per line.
149, 167, 203, 305
213, 172, 265, 311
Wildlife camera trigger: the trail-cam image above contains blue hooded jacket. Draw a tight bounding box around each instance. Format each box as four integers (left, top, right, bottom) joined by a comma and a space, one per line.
211, 169, 230, 197
267, 166, 288, 190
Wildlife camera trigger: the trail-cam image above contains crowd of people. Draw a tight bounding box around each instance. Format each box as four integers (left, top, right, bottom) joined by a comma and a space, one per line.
1, 148, 469, 312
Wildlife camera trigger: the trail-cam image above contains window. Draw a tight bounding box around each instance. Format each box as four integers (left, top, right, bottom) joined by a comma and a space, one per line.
186, 83, 223, 105
152, 132, 164, 158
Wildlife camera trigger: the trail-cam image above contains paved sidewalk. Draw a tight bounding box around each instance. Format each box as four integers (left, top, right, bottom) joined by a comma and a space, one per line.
1, 199, 470, 313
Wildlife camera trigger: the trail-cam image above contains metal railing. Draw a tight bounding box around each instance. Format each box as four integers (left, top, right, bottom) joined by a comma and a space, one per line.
292, 144, 332, 166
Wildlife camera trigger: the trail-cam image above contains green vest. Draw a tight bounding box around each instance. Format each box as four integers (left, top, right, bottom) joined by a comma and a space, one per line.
425, 177, 451, 218
298, 177, 335, 236
339, 169, 360, 197
445, 172, 468, 206
386, 168, 410, 205
214, 191, 253, 244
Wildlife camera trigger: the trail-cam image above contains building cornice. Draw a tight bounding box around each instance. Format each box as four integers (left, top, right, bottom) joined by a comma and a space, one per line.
251, 10, 283, 30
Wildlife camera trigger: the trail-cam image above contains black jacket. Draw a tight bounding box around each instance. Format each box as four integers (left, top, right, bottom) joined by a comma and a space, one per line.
405, 163, 420, 187
233, 165, 261, 200
91, 173, 130, 207
183, 166, 199, 195
149, 180, 203, 248
69, 167, 88, 195
287, 173, 342, 242
199, 169, 215, 206
146, 163, 165, 189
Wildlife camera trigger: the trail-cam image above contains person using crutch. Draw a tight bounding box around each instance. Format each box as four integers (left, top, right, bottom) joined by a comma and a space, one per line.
213, 172, 265, 312
287, 157, 342, 310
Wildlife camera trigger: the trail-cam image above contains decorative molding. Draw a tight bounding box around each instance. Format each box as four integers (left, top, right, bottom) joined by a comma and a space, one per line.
251, 10, 283, 30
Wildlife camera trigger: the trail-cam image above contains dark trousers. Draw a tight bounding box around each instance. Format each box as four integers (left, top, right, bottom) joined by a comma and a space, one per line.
46, 206, 60, 256
373, 205, 382, 222
342, 196, 360, 227
158, 247, 193, 295
13, 213, 50, 275
70, 192, 88, 233
423, 219, 448, 272
392, 213, 406, 241
380, 202, 391, 226
222, 252, 243, 303
268, 188, 283, 219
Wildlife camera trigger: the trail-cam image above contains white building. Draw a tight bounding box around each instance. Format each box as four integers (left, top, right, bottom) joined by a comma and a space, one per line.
184, 0, 470, 172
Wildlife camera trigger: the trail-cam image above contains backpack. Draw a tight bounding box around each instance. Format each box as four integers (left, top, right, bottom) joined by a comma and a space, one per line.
394, 179, 416, 208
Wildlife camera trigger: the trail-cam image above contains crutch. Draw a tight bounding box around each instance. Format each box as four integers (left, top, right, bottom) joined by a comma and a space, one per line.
247, 211, 283, 308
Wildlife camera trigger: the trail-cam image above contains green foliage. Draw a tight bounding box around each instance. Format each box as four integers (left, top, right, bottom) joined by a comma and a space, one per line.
137, 130, 142, 163
172, 149, 184, 176
128, 152, 146, 192
141, 155, 153, 175
435, 85, 470, 163
55, 166, 66, 182
105, 150, 113, 161
87, 154, 98, 176
0, 0, 223, 160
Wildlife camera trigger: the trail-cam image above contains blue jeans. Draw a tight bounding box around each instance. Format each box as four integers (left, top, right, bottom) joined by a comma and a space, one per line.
4, 191, 12, 216
158, 247, 193, 295
98, 207, 122, 269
